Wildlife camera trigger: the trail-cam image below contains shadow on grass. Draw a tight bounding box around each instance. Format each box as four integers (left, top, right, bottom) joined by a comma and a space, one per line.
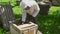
38, 10, 60, 34
14, 14, 22, 19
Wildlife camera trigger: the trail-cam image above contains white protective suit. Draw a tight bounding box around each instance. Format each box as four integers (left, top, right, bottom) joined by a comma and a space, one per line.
20, 0, 40, 22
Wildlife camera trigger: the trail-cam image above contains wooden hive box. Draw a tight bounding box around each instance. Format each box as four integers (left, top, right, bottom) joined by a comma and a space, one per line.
38, 2, 50, 15
0, 6, 2, 27
9, 19, 38, 34
0, 5, 15, 30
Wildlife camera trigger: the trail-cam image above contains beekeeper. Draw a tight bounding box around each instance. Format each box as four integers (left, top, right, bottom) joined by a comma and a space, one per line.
20, 0, 40, 24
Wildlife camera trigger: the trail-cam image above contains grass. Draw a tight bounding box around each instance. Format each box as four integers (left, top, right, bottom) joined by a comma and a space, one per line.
0, 0, 60, 34
38, 6, 60, 34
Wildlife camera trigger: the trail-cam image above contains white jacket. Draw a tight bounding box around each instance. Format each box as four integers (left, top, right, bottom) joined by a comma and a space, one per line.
20, 0, 40, 22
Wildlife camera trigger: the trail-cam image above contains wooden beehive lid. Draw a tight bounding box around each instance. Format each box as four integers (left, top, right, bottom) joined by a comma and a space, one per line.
12, 22, 38, 30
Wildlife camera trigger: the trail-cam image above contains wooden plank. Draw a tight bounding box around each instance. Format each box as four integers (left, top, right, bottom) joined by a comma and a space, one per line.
9, 19, 38, 34
37, 30, 42, 34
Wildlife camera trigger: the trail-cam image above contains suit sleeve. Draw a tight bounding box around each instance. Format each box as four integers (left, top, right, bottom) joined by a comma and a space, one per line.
22, 10, 27, 22
32, 3, 40, 17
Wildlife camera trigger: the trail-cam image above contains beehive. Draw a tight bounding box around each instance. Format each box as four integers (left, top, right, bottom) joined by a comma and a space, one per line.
9, 20, 38, 34
0, 5, 15, 30
38, 2, 50, 15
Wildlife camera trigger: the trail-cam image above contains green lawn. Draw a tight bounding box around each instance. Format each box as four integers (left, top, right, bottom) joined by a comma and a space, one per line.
0, 0, 60, 34
38, 6, 60, 34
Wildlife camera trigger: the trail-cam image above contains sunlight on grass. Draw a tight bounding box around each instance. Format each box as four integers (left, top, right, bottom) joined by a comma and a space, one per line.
49, 6, 60, 15
0, 0, 16, 2
1, 0, 9, 2
13, 6, 22, 18
13, 6, 22, 14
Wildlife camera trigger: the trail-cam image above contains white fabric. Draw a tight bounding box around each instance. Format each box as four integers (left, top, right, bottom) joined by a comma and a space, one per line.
20, 0, 40, 22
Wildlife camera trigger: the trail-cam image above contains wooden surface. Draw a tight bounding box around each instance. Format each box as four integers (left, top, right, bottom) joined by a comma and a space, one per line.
5, 30, 42, 34
37, 30, 42, 34
10, 21, 38, 34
